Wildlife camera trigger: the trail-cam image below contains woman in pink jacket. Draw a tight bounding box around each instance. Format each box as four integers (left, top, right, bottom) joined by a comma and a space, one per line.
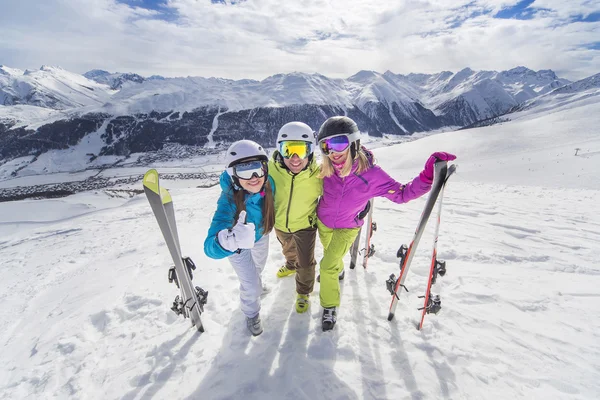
316, 116, 456, 331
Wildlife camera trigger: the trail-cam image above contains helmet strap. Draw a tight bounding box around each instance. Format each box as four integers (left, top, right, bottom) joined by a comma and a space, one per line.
275, 151, 285, 167
231, 176, 242, 191
350, 141, 359, 160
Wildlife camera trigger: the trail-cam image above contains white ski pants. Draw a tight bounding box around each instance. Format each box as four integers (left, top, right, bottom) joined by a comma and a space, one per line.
228, 234, 269, 318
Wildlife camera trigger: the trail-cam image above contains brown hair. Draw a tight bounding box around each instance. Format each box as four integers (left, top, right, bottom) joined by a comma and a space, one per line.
319, 145, 371, 178
232, 178, 275, 235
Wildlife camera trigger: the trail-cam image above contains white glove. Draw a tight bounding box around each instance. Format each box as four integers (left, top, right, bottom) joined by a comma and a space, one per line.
217, 210, 256, 252
232, 210, 255, 249
217, 229, 238, 252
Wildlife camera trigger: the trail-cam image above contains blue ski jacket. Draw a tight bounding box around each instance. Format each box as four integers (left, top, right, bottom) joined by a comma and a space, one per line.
204, 171, 275, 259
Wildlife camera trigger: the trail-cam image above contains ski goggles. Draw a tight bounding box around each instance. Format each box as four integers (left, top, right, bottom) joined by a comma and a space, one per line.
319, 135, 350, 155
279, 140, 312, 159
232, 160, 267, 180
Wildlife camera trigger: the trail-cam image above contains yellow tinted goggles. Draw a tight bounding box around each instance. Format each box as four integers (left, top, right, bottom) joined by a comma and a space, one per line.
279, 140, 312, 159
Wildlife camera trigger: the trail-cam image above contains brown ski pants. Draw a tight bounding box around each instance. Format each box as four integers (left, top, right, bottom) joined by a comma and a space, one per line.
274, 227, 317, 295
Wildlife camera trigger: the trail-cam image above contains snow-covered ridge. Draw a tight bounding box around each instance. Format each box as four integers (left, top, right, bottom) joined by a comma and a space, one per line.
98, 65, 572, 118
1, 65, 113, 110
1, 64, 577, 117
83, 69, 146, 90
394, 66, 572, 119
512, 73, 600, 116
550, 72, 600, 94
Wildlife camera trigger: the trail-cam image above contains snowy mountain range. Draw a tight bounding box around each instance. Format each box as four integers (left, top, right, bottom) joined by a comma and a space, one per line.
0, 64, 597, 177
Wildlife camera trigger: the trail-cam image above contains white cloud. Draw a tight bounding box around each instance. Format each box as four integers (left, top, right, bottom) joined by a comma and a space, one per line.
0, 0, 598, 80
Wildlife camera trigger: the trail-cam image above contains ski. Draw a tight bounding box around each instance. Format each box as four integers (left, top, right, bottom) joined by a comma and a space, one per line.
143, 169, 208, 332
417, 165, 455, 329
361, 199, 377, 268
349, 226, 362, 269
386, 161, 455, 321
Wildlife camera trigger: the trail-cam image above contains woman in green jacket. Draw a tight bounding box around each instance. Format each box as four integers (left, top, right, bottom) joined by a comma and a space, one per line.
269, 122, 323, 313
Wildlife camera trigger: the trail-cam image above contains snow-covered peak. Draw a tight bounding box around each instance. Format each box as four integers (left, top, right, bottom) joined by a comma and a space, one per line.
347, 70, 381, 83
84, 69, 145, 90
250, 72, 350, 108
345, 70, 419, 109
535, 69, 558, 80
39, 65, 66, 73
503, 65, 534, 75
1, 65, 113, 110
83, 69, 111, 79
0, 65, 25, 77
402, 65, 575, 122
441, 67, 476, 92
260, 71, 332, 87
498, 66, 562, 84
104, 71, 351, 114
545, 73, 600, 95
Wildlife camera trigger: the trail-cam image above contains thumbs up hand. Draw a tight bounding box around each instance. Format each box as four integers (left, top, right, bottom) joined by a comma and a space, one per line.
217, 210, 256, 252
231, 210, 256, 249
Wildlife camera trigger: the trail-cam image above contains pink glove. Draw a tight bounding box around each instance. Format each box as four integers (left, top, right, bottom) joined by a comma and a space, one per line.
419, 152, 457, 184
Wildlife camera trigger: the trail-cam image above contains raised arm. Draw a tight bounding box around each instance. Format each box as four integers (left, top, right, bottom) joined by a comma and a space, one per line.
371, 152, 456, 204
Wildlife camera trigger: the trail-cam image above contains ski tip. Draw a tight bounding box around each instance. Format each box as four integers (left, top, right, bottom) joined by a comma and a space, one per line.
143, 169, 160, 194
447, 163, 457, 176
387, 312, 395, 321
160, 187, 172, 204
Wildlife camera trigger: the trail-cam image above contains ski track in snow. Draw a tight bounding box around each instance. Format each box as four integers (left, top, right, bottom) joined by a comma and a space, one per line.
1, 99, 600, 399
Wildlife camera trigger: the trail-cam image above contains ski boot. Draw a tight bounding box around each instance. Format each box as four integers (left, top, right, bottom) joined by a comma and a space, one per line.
322, 307, 337, 331
246, 314, 263, 336
277, 265, 296, 278
296, 293, 310, 313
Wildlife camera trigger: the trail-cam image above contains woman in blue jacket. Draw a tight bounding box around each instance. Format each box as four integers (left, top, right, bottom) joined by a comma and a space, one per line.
204, 140, 275, 336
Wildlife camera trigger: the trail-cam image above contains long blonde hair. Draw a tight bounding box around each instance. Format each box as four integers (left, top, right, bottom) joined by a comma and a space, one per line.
319, 145, 371, 178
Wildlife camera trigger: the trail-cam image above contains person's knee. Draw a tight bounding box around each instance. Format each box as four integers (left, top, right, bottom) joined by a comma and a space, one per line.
246, 282, 262, 300
297, 255, 316, 269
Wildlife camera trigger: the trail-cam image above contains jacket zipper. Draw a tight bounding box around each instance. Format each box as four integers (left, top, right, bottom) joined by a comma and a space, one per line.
285, 174, 296, 232
334, 175, 345, 229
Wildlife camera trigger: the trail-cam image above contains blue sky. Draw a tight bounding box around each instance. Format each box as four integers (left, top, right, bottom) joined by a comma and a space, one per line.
115, 0, 178, 20
495, 0, 538, 20
0, 0, 598, 80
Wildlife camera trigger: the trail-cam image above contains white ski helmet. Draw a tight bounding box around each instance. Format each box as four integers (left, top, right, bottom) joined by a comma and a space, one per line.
276, 121, 315, 145
224, 139, 268, 180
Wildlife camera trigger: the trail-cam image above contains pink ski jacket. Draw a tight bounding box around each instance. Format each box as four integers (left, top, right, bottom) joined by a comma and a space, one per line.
317, 149, 431, 229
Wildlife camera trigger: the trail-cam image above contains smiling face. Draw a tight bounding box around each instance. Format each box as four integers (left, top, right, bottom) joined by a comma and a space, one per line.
328, 147, 350, 165
283, 153, 309, 174
238, 175, 265, 193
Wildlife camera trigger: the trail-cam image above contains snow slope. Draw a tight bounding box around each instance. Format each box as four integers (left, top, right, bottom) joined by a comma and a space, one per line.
0, 65, 113, 110
0, 104, 68, 129
0, 96, 599, 399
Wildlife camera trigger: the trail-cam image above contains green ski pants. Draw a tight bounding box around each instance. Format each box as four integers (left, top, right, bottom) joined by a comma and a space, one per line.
317, 219, 360, 308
